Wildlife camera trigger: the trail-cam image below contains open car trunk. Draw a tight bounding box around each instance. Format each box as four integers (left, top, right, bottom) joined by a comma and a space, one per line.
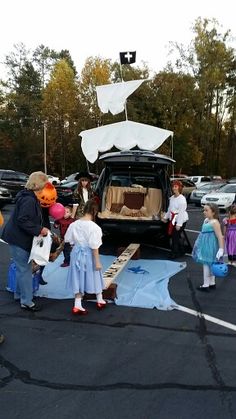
95, 150, 174, 235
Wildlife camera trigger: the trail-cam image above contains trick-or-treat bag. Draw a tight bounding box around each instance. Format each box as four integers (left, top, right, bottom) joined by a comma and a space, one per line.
28, 234, 53, 266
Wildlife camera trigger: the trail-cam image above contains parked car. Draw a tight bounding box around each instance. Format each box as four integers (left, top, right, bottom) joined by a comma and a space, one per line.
201, 183, 236, 210
190, 181, 227, 206
228, 177, 236, 184
94, 150, 174, 236
0, 170, 29, 198
171, 178, 196, 203
60, 172, 98, 185
187, 175, 212, 186
170, 173, 189, 179
47, 175, 60, 185
55, 181, 78, 205
0, 186, 12, 209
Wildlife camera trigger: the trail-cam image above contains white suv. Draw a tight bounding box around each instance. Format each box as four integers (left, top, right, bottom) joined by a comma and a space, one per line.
188, 176, 212, 186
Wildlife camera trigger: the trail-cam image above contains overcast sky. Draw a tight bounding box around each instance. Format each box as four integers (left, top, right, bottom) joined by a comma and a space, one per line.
0, 0, 235, 78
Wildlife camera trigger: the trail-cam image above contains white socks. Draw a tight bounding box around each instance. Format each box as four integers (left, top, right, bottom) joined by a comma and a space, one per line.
74, 297, 86, 311
96, 293, 106, 304
203, 264, 216, 287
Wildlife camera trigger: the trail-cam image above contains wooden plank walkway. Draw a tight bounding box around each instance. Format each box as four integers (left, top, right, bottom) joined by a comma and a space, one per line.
103, 243, 140, 289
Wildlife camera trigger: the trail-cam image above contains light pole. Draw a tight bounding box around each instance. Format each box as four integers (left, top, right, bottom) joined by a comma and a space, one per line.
43, 121, 47, 174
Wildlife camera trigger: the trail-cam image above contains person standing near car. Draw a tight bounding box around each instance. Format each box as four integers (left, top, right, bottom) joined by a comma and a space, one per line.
71, 172, 94, 219
192, 203, 224, 291
162, 180, 189, 259
1, 171, 49, 311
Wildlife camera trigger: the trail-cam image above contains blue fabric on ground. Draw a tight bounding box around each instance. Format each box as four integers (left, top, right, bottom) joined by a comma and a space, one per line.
115, 259, 186, 310
33, 254, 186, 310
34, 253, 114, 299
6, 253, 185, 310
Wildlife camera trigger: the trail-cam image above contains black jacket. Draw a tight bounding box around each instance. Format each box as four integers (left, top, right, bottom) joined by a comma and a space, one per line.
1, 189, 43, 251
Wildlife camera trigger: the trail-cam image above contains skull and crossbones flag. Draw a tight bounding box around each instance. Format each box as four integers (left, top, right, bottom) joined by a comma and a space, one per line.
119, 51, 136, 65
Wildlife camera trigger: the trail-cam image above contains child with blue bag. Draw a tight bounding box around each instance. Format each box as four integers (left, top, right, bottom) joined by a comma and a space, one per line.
192, 203, 224, 291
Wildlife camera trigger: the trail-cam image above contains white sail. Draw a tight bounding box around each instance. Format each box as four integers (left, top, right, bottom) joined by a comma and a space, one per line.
96, 79, 145, 115
80, 120, 173, 163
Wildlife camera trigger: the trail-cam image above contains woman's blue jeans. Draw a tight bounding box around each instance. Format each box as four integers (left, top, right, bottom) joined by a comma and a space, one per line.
9, 245, 33, 306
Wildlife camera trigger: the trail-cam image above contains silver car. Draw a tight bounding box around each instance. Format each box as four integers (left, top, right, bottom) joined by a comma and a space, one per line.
201, 183, 236, 210
190, 182, 226, 206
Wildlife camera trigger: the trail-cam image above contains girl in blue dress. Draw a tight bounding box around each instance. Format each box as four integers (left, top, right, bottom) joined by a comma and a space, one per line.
65, 200, 106, 314
192, 203, 224, 291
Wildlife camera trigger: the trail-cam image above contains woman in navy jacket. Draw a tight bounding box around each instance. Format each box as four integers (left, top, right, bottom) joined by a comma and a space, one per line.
2, 172, 49, 311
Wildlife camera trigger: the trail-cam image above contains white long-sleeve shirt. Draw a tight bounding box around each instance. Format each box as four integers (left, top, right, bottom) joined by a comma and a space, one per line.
164, 194, 188, 227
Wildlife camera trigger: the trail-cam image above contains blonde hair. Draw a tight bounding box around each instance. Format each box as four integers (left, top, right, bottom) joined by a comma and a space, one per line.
25, 171, 48, 191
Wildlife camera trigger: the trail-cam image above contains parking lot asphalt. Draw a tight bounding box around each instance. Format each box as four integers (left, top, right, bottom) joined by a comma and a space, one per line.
1, 204, 236, 419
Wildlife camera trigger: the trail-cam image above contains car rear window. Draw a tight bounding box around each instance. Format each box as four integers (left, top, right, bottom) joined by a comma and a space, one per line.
1, 173, 28, 182
110, 174, 160, 188
182, 180, 195, 187
220, 184, 236, 193
201, 177, 211, 182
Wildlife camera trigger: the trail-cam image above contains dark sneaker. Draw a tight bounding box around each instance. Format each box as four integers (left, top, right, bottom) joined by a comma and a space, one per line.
21, 303, 41, 312
39, 278, 47, 285
60, 262, 69, 267
197, 285, 209, 292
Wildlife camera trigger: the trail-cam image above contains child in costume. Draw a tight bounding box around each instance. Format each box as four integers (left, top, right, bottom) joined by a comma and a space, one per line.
54, 206, 75, 267
162, 180, 189, 259
72, 172, 94, 219
192, 203, 224, 291
65, 200, 105, 315
222, 204, 236, 266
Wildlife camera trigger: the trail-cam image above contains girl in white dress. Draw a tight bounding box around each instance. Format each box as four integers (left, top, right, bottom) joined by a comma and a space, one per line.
65, 200, 106, 315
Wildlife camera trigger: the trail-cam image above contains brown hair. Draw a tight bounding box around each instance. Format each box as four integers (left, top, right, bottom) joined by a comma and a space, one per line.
205, 203, 220, 220
77, 178, 91, 194
64, 205, 73, 213
83, 199, 98, 221
229, 204, 236, 216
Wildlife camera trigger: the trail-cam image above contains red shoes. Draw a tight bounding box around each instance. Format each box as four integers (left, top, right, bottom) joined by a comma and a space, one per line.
96, 301, 107, 310
72, 307, 88, 315
60, 262, 69, 268
72, 302, 107, 314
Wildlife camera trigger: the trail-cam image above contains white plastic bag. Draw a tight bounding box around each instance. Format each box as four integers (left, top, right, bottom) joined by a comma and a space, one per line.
28, 234, 52, 266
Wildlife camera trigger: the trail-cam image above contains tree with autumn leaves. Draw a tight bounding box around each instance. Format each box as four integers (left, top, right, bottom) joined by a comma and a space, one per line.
0, 18, 236, 177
